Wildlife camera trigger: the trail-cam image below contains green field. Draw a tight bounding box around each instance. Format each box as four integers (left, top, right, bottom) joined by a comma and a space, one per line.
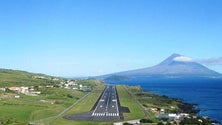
0, 69, 108, 124
117, 85, 146, 120
0, 69, 62, 87
47, 84, 147, 125
46, 83, 108, 125
0, 87, 86, 124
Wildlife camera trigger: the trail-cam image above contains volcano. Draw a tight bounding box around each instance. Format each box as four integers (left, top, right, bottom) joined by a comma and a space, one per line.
100, 54, 221, 80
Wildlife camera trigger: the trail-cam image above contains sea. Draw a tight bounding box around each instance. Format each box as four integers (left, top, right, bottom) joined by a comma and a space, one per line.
105, 77, 222, 123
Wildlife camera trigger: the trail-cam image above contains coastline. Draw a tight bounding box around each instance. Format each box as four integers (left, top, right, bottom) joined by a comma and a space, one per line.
104, 78, 222, 124
141, 87, 221, 124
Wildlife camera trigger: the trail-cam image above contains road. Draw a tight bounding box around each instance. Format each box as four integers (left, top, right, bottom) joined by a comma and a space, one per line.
64, 85, 123, 122
91, 85, 120, 120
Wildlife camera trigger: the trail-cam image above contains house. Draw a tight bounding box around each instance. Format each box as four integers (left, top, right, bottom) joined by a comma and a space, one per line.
151, 108, 159, 113
46, 85, 54, 88
160, 109, 165, 114
72, 87, 78, 90
20, 87, 29, 93
0, 88, 6, 91
9, 87, 20, 91
168, 114, 178, 120
8, 86, 29, 94
14, 95, 20, 98
180, 113, 189, 117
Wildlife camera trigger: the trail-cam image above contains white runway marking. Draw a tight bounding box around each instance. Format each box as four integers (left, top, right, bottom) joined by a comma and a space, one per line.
91, 85, 120, 118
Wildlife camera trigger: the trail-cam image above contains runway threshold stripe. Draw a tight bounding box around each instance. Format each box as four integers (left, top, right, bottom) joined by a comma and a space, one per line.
92, 113, 120, 117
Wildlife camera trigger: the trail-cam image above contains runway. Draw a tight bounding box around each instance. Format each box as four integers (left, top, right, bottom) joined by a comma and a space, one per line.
91, 85, 120, 121
63, 85, 129, 122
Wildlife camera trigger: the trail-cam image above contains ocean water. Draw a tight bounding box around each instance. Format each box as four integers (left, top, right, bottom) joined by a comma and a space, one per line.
106, 78, 222, 122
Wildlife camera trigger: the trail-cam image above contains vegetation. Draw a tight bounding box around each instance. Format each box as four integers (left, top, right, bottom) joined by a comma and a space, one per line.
180, 117, 211, 125
46, 82, 107, 125
76, 79, 103, 91
134, 90, 180, 113
0, 87, 86, 124
0, 69, 105, 124
116, 85, 145, 120
140, 118, 154, 123
123, 123, 133, 125
157, 122, 164, 125
0, 68, 62, 87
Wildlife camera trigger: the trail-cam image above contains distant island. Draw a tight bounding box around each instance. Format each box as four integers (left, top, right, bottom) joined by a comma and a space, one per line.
98, 54, 222, 82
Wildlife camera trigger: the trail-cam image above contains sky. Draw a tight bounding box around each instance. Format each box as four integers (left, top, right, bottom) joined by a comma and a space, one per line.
0, 0, 222, 76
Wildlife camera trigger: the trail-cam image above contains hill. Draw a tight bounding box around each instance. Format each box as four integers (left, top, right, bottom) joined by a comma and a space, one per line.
0, 68, 62, 87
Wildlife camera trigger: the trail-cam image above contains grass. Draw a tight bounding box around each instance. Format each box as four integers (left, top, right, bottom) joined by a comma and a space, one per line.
117, 85, 145, 120
50, 117, 111, 125
0, 87, 87, 124
44, 84, 107, 125
125, 85, 184, 123
0, 68, 62, 87
0, 69, 106, 125
0, 104, 41, 122
133, 90, 180, 113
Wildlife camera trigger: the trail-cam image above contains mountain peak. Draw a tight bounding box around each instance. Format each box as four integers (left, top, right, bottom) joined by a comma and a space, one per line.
173, 56, 193, 62
171, 53, 182, 57
158, 54, 193, 65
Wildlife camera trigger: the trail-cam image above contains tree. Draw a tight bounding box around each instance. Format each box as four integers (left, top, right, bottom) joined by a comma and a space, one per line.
157, 122, 164, 125
123, 123, 133, 125
140, 118, 153, 123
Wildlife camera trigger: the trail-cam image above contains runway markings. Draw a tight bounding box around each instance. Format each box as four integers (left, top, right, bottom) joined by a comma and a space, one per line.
92, 113, 119, 117
91, 85, 120, 120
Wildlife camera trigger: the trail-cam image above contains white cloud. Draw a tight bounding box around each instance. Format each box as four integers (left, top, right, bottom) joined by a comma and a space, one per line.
173, 56, 193, 62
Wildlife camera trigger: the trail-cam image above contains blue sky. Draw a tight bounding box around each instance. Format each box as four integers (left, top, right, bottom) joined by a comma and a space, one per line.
0, 0, 222, 76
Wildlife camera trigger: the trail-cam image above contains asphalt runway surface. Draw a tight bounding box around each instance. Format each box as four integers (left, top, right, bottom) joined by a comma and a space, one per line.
91, 85, 120, 121
64, 85, 130, 122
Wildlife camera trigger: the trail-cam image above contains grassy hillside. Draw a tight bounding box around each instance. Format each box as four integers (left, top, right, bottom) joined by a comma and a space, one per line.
0, 69, 62, 87
0, 68, 106, 124
117, 85, 146, 120
49, 84, 107, 125
0, 80, 104, 124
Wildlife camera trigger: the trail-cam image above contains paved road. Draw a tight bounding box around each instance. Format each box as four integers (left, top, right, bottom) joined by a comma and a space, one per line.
64, 85, 124, 122
91, 85, 120, 120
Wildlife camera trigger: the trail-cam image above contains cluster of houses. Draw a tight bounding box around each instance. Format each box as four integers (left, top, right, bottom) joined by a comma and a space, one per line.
59, 80, 90, 91
0, 75, 91, 99
151, 108, 189, 121
6, 86, 41, 96
33, 75, 90, 91
0, 86, 41, 99
0, 78, 91, 99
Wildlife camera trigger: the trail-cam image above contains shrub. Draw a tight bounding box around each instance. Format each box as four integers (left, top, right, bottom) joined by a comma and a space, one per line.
123, 123, 133, 125
140, 118, 153, 123
157, 122, 164, 125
